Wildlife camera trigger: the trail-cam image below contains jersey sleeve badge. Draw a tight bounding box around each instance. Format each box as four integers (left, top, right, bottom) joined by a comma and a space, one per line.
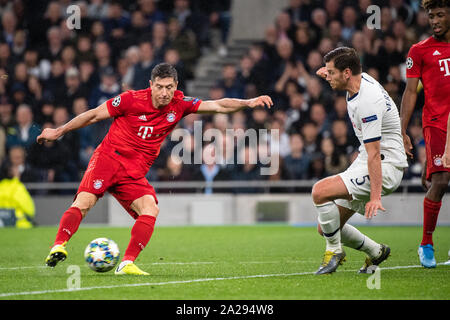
112, 95, 121, 107
406, 57, 413, 69
183, 96, 200, 105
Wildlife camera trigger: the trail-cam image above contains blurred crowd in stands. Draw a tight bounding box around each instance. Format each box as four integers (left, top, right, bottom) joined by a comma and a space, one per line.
0, 0, 429, 193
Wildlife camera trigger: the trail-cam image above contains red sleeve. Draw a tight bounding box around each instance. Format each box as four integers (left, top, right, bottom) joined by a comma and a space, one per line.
181, 96, 202, 116
106, 91, 133, 117
406, 45, 422, 78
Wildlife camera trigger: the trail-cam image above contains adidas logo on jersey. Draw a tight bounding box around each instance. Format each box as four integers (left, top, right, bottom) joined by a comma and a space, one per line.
433, 50, 441, 56
138, 115, 147, 121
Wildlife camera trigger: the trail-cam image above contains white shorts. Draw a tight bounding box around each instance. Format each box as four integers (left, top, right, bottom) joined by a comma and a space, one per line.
334, 158, 404, 215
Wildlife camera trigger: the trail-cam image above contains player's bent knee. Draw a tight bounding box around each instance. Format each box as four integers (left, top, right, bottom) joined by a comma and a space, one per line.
140, 206, 159, 218
137, 205, 159, 218
131, 195, 159, 218
312, 176, 349, 205
311, 181, 326, 204
143, 204, 159, 218
71, 192, 97, 217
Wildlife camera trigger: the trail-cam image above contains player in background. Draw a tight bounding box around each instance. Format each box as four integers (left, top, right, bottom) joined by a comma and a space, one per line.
314, 47, 408, 275
442, 111, 450, 265
38, 63, 273, 275
444, 114, 450, 168
400, 0, 450, 268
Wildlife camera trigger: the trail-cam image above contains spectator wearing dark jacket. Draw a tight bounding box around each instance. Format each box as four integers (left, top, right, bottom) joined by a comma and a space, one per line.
284, 133, 310, 180
6, 104, 41, 151
88, 66, 121, 107
130, 41, 157, 90
231, 146, 266, 193
55, 67, 90, 113
192, 143, 230, 194
27, 122, 73, 184
158, 155, 194, 193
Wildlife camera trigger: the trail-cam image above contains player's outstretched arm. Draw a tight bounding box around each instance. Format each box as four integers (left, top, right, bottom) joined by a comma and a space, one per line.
443, 114, 450, 168
400, 77, 420, 159
37, 102, 111, 144
364, 140, 385, 219
196, 95, 273, 114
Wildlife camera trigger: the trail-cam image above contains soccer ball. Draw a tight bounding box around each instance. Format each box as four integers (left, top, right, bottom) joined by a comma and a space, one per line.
84, 238, 120, 272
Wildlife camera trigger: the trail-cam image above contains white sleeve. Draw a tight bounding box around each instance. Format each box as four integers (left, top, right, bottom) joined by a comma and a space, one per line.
359, 97, 384, 144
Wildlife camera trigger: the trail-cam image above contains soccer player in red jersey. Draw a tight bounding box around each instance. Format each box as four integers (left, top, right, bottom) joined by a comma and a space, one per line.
400, 0, 450, 268
444, 114, 450, 167
39, 63, 273, 275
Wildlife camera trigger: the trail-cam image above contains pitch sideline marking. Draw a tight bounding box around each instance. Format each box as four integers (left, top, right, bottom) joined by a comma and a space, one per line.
0, 260, 313, 271
0, 263, 448, 298
0, 261, 218, 271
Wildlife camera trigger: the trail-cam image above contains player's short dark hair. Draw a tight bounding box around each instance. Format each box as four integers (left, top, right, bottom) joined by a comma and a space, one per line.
151, 63, 178, 82
422, 0, 450, 10
323, 47, 362, 75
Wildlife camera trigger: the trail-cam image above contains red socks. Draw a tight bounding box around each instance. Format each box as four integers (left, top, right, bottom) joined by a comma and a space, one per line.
123, 215, 156, 262
54, 207, 83, 246
421, 197, 441, 246
54, 208, 155, 262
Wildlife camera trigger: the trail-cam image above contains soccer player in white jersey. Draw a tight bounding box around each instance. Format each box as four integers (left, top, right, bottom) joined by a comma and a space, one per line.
313, 47, 409, 275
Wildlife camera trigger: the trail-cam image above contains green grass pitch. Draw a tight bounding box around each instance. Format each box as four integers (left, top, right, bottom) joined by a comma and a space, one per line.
0, 225, 449, 300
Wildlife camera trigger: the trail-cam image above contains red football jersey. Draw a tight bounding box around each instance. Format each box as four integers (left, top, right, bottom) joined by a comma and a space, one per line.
406, 36, 450, 132
99, 88, 201, 178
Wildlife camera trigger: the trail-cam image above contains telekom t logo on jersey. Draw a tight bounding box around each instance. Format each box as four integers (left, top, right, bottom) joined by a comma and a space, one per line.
439, 58, 450, 76
137, 126, 154, 139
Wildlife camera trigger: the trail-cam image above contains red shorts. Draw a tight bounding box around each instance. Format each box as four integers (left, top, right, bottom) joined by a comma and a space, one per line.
423, 126, 450, 180
77, 150, 158, 220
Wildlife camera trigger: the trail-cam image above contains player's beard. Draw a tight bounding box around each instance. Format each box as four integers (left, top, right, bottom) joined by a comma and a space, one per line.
332, 76, 348, 91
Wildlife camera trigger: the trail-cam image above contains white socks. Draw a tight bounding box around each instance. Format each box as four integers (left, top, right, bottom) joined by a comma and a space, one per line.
340, 224, 382, 259
315, 201, 342, 253
315, 201, 382, 258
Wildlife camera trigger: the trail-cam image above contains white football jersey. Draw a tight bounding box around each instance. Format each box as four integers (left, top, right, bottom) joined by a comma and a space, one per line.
346, 73, 408, 168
